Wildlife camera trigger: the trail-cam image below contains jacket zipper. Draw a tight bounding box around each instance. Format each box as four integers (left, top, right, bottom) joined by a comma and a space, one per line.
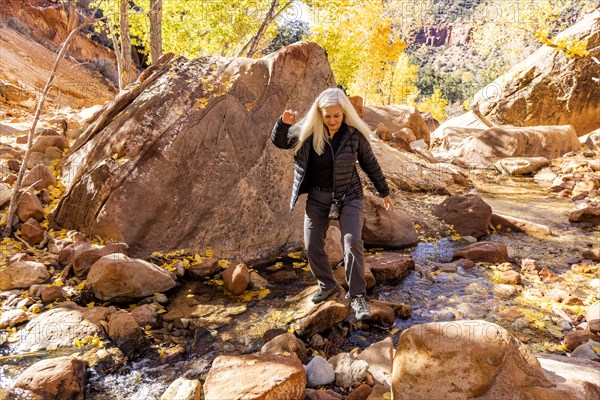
328, 135, 336, 202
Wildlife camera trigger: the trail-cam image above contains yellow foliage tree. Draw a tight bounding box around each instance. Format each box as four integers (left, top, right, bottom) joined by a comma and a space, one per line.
419, 88, 448, 122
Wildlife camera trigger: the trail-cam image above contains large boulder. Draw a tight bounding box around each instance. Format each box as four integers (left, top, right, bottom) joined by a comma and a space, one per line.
204, 354, 306, 400
362, 193, 419, 248
15, 356, 87, 400
0, 260, 50, 290
287, 286, 350, 337
363, 105, 431, 146
449, 125, 581, 168
86, 253, 177, 302
391, 320, 558, 400
433, 194, 492, 239
471, 11, 600, 136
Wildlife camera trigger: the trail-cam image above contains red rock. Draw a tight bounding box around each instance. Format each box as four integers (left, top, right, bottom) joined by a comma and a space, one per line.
222, 262, 250, 295
22, 164, 57, 190
188, 257, 220, 279
347, 384, 373, 400
21, 218, 45, 245
366, 253, 414, 283
452, 242, 509, 264
41, 286, 66, 304
261, 332, 308, 364
107, 311, 148, 358
564, 330, 600, 351
16, 189, 44, 222
15, 356, 87, 400
369, 301, 395, 328
433, 194, 492, 238
72, 242, 129, 277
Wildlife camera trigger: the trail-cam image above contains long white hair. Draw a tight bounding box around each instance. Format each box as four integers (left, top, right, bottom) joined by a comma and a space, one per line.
291, 88, 373, 155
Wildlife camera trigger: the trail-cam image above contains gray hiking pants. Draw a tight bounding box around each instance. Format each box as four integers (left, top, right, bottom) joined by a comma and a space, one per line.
304, 187, 366, 297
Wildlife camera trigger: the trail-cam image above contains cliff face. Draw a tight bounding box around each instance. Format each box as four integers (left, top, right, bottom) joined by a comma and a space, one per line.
414, 23, 474, 46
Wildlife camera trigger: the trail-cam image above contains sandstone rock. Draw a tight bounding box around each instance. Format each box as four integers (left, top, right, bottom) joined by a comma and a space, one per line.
433, 194, 492, 238
347, 384, 373, 400
367, 384, 390, 400
16, 189, 44, 222
581, 248, 600, 262
537, 354, 600, 400
362, 193, 419, 249
288, 286, 350, 337
498, 270, 521, 285
328, 352, 369, 388
586, 301, 600, 334
72, 242, 129, 277
107, 310, 148, 358
420, 112, 440, 133
0, 183, 12, 208
569, 207, 600, 225
334, 261, 376, 291
366, 253, 414, 283
261, 332, 308, 364
571, 341, 600, 361
392, 320, 557, 399
86, 253, 176, 302
521, 258, 539, 273
372, 300, 412, 319
15, 356, 87, 400
491, 213, 553, 236
131, 304, 158, 328
573, 179, 599, 197
310, 391, 340, 400
452, 241, 509, 263
325, 225, 344, 267
363, 105, 430, 146
21, 217, 45, 245
0, 261, 50, 290
25, 151, 57, 169
222, 262, 250, 295
0, 81, 35, 109
204, 354, 306, 400
41, 286, 66, 304
375, 123, 392, 141
161, 377, 201, 400
349, 96, 364, 118
188, 257, 220, 279
495, 157, 550, 175
472, 11, 600, 137
356, 337, 394, 385
564, 330, 600, 352
17, 302, 115, 352
57, 241, 91, 265
305, 355, 336, 387
582, 129, 600, 149
369, 301, 395, 328
22, 164, 57, 190
30, 134, 69, 154
0, 308, 28, 328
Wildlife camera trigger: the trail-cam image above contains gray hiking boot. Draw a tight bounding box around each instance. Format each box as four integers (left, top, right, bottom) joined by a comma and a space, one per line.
351, 295, 371, 320
311, 285, 340, 303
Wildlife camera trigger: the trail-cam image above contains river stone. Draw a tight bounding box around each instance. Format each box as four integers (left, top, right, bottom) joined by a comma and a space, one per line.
362, 193, 419, 249
356, 337, 394, 385
17, 302, 115, 352
106, 310, 148, 358
305, 355, 336, 387
188, 257, 220, 279
569, 207, 600, 226
494, 157, 550, 175
22, 164, 57, 190
564, 330, 600, 352
86, 253, 177, 302
452, 241, 509, 263
58, 241, 91, 265
131, 304, 159, 328
329, 352, 369, 388
391, 320, 556, 399
72, 242, 129, 277
0, 308, 28, 328
325, 225, 344, 267
222, 262, 249, 295
203, 354, 306, 400
366, 253, 414, 283
21, 218, 45, 246
571, 341, 600, 361
261, 332, 308, 364
16, 189, 44, 222
347, 384, 373, 400
334, 260, 376, 290
471, 11, 600, 137
0, 261, 50, 290
586, 301, 600, 334
161, 377, 201, 400
287, 286, 350, 337
369, 301, 395, 328
15, 356, 87, 400
433, 194, 492, 238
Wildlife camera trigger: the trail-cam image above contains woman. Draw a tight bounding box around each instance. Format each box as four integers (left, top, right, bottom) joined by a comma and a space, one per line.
271, 88, 393, 321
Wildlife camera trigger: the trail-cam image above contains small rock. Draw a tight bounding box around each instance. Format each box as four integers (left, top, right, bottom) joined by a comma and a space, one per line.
188, 257, 220, 279
131, 304, 158, 328
222, 262, 250, 295
569, 206, 600, 225
346, 384, 372, 400
366, 253, 414, 283
328, 352, 369, 388
498, 270, 521, 285
582, 248, 600, 262
305, 355, 336, 387
261, 332, 308, 364
20, 218, 45, 246
369, 301, 395, 328
16, 189, 44, 222
520, 258, 539, 273
571, 341, 600, 360
539, 267, 558, 282
0, 261, 50, 290
564, 330, 600, 352
107, 311, 148, 358
452, 241, 509, 263
0, 309, 29, 328
41, 286, 66, 304
160, 377, 201, 400
586, 301, 600, 334
248, 271, 270, 289
22, 164, 57, 190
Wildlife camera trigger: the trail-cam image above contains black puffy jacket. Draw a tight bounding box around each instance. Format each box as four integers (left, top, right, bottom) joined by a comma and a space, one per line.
271, 116, 390, 210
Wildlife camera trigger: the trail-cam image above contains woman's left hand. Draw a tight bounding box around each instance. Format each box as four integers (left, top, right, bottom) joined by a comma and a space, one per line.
383, 196, 394, 211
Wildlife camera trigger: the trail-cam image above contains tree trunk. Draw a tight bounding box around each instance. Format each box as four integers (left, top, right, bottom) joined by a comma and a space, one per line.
239, 0, 293, 58
149, 0, 162, 64
119, 0, 134, 89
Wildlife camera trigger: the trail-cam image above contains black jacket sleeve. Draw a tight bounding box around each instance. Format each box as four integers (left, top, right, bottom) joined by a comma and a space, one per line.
357, 134, 390, 198
271, 115, 298, 150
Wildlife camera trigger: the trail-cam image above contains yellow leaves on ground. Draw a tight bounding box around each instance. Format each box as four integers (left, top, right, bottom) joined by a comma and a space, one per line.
234, 288, 270, 303
73, 335, 104, 348
287, 251, 303, 260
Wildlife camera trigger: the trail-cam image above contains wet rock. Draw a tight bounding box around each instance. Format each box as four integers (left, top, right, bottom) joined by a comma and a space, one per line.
287, 286, 350, 337
72, 242, 129, 277
586, 301, 600, 334
107, 310, 148, 358
41, 286, 66, 304
160, 345, 186, 364
537, 354, 600, 400
22, 164, 57, 190
495, 157, 550, 175
366, 253, 414, 283
569, 206, 600, 226
391, 320, 557, 400
0, 308, 28, 328
14, 356, 87, 400
204, 354, 306, 400
161, 377, 201, 400
20, 218, 45, 245
369, 301, 395, 328
328, 352, 369, 388
347, 384, 373, 400
17, 302, 115, 352
356, 337, 393, 385
452, 241, 509, 263
362, 193, 419, 249
188, 257, 220, 279
305, 355, 336, 387
325, 225, 344, 266
86, 253, 177, 302
334, 262, 376, 291
0, 260, 50, 290
581, 248, 600, 262
261, 332, 308, 364
564, 330, 600, 352
371, 300, 412, 319
539, 267, 559, 282
131, 304, 158, 328
491, 213, 553, 236
498, 270, 521, 285
222, 261, 250, 295
16, 189, 44, 222
521, 258, 539, 274
571, 341, 600, 361
433, 194, 492, 239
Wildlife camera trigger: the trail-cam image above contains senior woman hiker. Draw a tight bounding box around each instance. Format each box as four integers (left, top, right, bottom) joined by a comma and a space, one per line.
271, 87, 394, 321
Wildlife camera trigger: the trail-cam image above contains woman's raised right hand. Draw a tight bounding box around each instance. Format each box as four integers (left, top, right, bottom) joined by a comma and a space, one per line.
282, 109, 298, 125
